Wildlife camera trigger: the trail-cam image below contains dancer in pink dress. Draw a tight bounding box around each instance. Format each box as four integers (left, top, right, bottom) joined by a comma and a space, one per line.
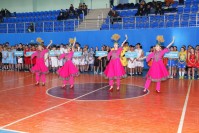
31, 40, 52, 86
143, 37, 175, 93
103, 35, 128, 91
57, 38, 79, 88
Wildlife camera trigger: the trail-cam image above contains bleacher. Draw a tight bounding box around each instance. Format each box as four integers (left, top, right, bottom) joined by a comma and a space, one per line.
101, 0, 199, 30
0, 10, 83, 33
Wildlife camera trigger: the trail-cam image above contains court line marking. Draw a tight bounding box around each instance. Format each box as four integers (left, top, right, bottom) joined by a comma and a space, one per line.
46, 83, 150, 101
0, 85, 109, 129
177, 80, 192, 133
0, 128, 28, 133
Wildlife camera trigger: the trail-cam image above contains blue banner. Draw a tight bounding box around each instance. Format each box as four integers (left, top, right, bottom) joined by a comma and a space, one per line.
95, 51, 108, 57
26, 51, 35, 56
49, 50, 61, 57
74, 52, 82, 57
14, 51, 24, 56
164, 52, 179, 58
125, 52, 137, 58
145, 52, 151, 56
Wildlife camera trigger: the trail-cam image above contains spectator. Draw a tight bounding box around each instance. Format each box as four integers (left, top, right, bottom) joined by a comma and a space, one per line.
69, 4, 75, 16
135, 4, 145, 16
0, 12, 3, 23
57, 9, 65, 20
108, 9, 121, 24
165, 0, 174, 7
145, 4, 151, 16
155, 2, 164, 15
110, 0, 114, 8
27, 23, 34, 32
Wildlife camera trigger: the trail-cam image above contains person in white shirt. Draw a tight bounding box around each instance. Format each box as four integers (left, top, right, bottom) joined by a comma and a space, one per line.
135, 43, 144, 75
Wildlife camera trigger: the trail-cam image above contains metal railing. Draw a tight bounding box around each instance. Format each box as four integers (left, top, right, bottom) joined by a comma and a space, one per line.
0, 13, 199, 33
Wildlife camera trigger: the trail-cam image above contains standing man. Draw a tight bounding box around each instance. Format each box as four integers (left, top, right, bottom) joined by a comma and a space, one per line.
110, 0, 114, 8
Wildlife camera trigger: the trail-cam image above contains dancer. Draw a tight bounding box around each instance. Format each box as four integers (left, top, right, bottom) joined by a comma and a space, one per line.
143, 37, 175, 93
30, 40, 53, 86
103, 34, 128, 91
57, 38, 79, 88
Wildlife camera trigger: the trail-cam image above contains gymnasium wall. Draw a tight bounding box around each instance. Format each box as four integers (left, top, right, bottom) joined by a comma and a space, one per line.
0, 27, 198, 51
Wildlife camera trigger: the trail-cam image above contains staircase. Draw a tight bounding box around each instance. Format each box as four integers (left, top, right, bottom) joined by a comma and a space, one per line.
76, 8, 110, 31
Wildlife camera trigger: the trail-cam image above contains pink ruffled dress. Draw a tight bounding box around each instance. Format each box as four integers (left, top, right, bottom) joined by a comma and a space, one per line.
30, 49, 49, 74
104, 47, 126, 79
146, 48, 169, 82
57, 52, 79, 80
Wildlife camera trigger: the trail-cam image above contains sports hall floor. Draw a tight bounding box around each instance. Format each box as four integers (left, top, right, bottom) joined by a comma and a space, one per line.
0, 71, 198, 133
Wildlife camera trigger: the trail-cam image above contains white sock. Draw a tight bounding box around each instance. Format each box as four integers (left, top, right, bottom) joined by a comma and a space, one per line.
179, 71, 182, 77
182, 72, 185, 77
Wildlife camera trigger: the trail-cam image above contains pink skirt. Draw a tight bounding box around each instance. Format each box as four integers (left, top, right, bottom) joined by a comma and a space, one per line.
146, 61, 169, 82
30, 62, 48, 74
104, 58, 126, 79
57, 60, 79, 80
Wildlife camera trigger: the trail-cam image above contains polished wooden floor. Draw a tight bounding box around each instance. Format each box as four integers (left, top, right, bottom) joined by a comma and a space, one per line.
0, 71, 198, 133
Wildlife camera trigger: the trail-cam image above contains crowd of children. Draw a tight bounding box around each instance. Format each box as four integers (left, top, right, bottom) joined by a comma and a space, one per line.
0, 42, 199, 80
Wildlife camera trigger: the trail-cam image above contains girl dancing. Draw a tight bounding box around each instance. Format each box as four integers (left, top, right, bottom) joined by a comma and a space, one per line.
57, 38, 79, 88
104, 34, 128, 91
144, 37, 175, 93
31, 40, 53, 86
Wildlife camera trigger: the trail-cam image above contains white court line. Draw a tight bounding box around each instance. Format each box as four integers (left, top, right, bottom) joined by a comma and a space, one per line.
177, 80, 192, 133
0, 128, 28, 133
46, 83, 149, 101
0, 85, 109, 129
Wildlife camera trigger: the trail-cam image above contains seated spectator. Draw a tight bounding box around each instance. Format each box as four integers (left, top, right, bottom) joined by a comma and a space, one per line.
155, 2, 164, 15
108, 9, 121, 24
63, 9, 69, 19
69, 4, 75, 16
27, 23, 34, 32
0, 12, 3, 23
135, 4, 145, 16
57, 9, 65, 20
145, 4, 151, 16
165, 0, 174, 7
4, 9, 11, 17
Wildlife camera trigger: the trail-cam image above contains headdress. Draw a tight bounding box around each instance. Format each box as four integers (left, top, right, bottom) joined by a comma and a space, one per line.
111, 34, 120, 43
36, 37, 44, 47
156, 35, 164, 46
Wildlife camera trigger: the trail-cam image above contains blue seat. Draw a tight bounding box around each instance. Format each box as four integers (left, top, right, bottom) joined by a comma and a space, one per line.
181, 21, 189, 27
174, 21, 180, 27
189, 20, 197, 27
151, 22, 158, 28
166, 21, 173, 27
177, 7, 184, 14
184, 7, 191, 13
191, 6, 198, 13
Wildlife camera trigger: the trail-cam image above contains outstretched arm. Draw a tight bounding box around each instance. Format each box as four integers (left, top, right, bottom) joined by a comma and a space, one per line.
121, 34, 128, 47
73, 37, 76, 47
166, 37, 175, 48
46, 40, 53, 49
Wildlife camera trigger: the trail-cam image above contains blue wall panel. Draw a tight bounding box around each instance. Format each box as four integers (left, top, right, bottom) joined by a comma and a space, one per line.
1, 27, 199, 52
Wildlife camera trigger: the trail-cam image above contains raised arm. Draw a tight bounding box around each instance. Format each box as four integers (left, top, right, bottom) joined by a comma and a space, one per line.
59, 53, 66, 60
46, 40, 53, 49
166, 37, 175, 48
146, 52, 154, 62
121, 34, 128, 47
31, 51, 37, 59
73, 37, 76, 47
